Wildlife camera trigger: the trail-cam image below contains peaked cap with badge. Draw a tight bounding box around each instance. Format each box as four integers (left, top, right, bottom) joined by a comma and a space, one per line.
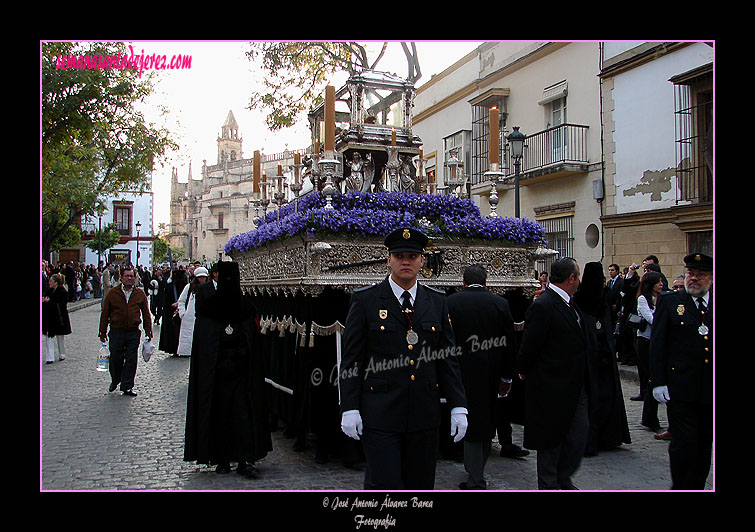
383, 227, 428, 254
684, 252, 713, 271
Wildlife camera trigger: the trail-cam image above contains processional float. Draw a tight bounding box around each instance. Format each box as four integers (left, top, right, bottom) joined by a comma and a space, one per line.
225, 70, 551, 458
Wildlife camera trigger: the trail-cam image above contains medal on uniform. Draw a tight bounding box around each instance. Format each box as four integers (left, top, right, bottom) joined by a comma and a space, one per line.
225, 324, 234, 335
596, 320, 602, 330
677, 304, 685, 316
379, 309, 388, 319
406, 329, 419, 345
698, 324, 709, 336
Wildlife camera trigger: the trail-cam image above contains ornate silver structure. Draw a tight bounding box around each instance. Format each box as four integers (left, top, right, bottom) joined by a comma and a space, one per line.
230, 234, 541, 299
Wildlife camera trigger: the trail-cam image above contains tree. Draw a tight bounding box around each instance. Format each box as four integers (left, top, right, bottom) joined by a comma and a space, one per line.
246, 42, 421, 131
152, 236, 169, 265
85, 222, 121, 255
41, 41, 177, 261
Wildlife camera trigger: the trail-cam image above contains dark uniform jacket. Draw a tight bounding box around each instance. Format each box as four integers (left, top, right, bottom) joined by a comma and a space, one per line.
339, 277, 467, 433
515, 286, 587, 450
447, 286, 516, 442
649, 288, 713, 405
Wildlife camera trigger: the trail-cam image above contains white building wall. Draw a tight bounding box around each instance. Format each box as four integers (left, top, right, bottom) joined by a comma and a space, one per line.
609, 43, 713, 215
83, 191, 154, 269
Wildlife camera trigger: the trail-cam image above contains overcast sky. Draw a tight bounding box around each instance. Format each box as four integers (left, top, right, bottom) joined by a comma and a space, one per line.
131, 41, 483, 229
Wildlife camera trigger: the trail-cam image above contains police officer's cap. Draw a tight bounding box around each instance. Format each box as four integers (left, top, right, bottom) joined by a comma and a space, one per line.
684, 252, 713, 271
384, 227, 428, 254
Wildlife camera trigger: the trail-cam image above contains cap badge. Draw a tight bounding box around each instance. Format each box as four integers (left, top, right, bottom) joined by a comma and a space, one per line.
403, 229, 411, 239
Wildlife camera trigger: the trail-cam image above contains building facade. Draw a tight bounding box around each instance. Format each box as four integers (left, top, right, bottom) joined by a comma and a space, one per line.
599, 42, 713, 279
413, 41, 714, 276
79, 190, 155, 269
169, 110, 305, 263
414, 42, 604, 272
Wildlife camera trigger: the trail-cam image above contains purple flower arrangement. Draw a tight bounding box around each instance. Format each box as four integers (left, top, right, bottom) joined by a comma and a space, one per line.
225, 191, 546, 254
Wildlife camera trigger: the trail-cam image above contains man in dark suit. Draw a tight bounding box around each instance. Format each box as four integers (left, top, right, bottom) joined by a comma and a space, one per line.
516, 257, 588, 490
650, 252, 713, 490
339, 228, 468, 490
606, 263, 623, 330
447, 264, 517, 489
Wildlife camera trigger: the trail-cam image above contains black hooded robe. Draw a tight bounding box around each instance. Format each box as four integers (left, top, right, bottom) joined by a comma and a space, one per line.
183, 265, 272, 467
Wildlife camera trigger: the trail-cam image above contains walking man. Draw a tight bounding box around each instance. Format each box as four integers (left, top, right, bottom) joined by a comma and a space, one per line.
99, 267, 153, 396
516, 257, 589, 489
447, 264, 518, 489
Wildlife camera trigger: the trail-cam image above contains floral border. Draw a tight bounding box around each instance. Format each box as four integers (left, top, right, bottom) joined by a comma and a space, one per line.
225, 191, 547, 255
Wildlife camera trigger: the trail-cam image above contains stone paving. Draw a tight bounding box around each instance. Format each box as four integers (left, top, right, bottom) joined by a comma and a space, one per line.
40, 300, 713, 492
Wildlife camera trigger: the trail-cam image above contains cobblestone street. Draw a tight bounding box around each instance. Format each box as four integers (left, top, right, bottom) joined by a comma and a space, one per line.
41, 301, 712, 493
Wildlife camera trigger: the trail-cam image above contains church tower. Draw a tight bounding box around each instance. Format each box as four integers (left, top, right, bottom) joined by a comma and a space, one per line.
217, 110, 243, 164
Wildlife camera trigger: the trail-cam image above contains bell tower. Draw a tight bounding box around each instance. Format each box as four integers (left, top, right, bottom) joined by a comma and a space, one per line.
217, 110, 243, 164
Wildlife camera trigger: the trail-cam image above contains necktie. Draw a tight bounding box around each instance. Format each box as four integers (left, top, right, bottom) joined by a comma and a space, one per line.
401, 290, 413, 312
696, 297, 707, 313
568, 298, 580, 324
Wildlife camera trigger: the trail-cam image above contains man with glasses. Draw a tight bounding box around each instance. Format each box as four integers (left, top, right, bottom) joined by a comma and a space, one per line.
650, 253, 713, 489
99, 268, 153, 397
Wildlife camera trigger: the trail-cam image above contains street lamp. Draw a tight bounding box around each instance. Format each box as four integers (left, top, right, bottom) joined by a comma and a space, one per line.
135, 220, 142, 268
507, 126, 525, 218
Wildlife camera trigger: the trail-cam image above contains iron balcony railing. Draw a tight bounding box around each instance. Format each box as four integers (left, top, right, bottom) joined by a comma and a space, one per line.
471, 123, 589, 185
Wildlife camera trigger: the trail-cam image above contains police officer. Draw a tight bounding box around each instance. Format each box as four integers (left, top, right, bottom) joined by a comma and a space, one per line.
339, 227, 468, 489
650, 252, 713, 490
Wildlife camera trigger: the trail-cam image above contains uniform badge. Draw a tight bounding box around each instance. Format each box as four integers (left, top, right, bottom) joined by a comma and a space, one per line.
596, 320, 602, 330
677, 304, 685, 316
403, 229, 411, 239
225, 324, 234, 335
379, 309, 388, 319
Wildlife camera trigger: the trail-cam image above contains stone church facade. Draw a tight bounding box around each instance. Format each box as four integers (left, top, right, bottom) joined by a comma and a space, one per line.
169, 110, 304, 263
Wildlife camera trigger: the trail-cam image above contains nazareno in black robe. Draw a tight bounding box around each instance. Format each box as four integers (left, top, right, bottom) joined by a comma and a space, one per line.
574, 262, 631, 455
183, 263, 271, 467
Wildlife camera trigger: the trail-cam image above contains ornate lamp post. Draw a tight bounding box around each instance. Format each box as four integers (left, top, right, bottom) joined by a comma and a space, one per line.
290, 151, 304, 212
445, 150, 466, 198
507, 126, 526, 218
134, 220, 141, 268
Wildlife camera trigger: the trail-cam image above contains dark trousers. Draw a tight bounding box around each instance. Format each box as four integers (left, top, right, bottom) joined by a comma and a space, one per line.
361, 427, 439, 490
636, 336, 650, 396
108, 328, 141, 392
464, 439, 492, 489
667, 400, 713, 490
637, 337, 660, 428
536, 388, 589, 490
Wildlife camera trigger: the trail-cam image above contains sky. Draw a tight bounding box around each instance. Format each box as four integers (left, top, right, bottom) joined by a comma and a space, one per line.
131, 41, 483, 230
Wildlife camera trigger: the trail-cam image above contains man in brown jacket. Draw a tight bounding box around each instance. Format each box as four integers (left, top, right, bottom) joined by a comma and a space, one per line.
99, 267, 153, 396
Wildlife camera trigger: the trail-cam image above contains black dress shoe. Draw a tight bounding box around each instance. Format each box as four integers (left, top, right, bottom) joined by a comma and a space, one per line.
108, 383, 118, 392
459, 481, 470, 490
237, 462, 259, 479
122, 389, 137, 397
500, 445, 530, 458
630, 395, 644, 401
215, 463, 231, 474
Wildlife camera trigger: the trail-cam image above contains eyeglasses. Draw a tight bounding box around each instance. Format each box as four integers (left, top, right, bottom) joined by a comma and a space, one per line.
685, 269, 711, 279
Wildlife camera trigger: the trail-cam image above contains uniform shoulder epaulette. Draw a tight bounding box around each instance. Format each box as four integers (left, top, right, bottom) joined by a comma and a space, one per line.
423, 285, 445, 295
353, 283, 377, 293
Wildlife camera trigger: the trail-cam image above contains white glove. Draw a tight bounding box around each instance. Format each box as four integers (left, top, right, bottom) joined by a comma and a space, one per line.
341, 410, 363, 440
653, 385, 671, 404
450, 408, 468, 443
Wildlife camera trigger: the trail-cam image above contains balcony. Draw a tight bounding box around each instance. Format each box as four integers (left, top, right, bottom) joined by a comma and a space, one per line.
472, 123, 590, 188
507, 123, 589, 181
